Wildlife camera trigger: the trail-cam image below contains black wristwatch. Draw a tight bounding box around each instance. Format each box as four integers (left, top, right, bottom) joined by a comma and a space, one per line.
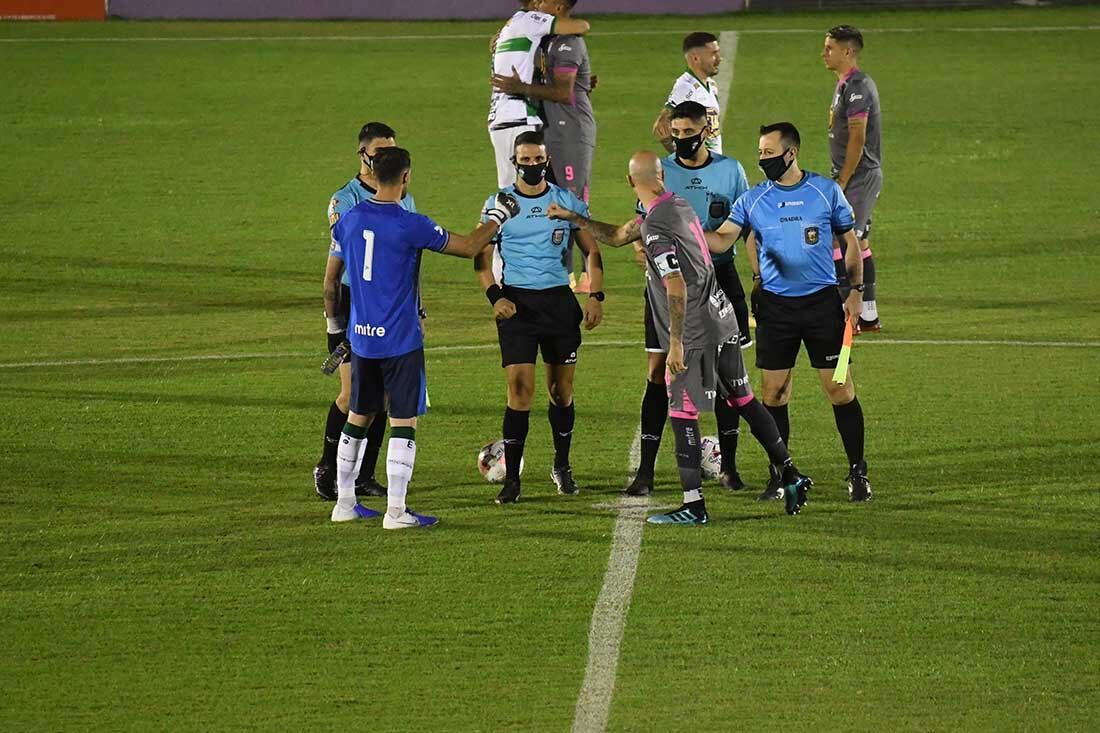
589, 291, 605, 302
851, 283, 866, 293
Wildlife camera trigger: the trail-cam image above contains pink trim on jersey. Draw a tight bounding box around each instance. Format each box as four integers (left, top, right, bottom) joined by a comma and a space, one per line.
832, 248, 843, 262
861, 248, 873, 259
688, 218, 712, 266
634, 215, 644, 226
732, 393, 755, 408
847, 111, 869, 119
582, 185, 590, 203
670, 408, 699, 420
645, 191, 674, 214
835, 66, 859, 93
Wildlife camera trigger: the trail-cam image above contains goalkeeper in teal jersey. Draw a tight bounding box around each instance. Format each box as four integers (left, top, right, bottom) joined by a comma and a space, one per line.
314, 122, 418, 502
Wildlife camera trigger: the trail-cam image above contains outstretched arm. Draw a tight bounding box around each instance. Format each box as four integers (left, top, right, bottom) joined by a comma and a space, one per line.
547, 202, 641, 247
442, 193, 520, 258
704, 219, 745, 255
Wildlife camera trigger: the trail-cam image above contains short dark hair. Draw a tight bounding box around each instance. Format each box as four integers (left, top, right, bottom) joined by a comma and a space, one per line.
373, 146, 411, 185
826, 25, 864, 51
759, 122, 801, 150
358, 121, 396, 146
514, 130, 546, 151
682, 32, 718, 54
670, 101, 708, 125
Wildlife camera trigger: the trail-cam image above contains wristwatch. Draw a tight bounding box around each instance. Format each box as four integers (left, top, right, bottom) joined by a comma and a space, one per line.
851, 284, 866, 292
589, 291, 605, 302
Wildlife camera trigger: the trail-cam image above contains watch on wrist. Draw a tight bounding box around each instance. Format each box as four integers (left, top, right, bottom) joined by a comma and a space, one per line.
851, 283, 866, 293
589, 291, 605, 302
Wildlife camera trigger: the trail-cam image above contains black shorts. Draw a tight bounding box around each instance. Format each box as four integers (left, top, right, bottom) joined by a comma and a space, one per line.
497, 285, 582, 367
755, 286, 845, 371
349, 348, 427, 420
643, 288, 665, 353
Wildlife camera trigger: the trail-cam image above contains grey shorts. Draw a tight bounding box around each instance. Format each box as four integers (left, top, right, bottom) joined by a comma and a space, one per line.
545, 136, 594, 202
667, 339, 754, 420
845, 167, 883, 240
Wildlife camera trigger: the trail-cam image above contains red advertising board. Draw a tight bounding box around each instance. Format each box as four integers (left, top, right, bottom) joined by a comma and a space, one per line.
0, 1, 105, 20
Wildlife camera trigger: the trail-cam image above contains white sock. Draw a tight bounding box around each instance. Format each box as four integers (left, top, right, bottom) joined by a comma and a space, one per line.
683, 488, 703, 504
386, 436, 416, 518
335, 432, 366, 509
863, 300, 878, 321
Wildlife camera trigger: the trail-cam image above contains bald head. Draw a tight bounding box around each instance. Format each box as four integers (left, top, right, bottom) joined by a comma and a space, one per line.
628, 150, 664, 197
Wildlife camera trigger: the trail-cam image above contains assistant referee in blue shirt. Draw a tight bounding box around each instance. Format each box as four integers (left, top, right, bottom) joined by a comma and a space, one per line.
711, 122, 872, 502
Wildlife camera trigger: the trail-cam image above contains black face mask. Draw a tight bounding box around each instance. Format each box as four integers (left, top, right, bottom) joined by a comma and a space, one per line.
674, 132, 705, 161
515, 161, 548, 186
359, 148, 375, 170
758, 149, 793, 181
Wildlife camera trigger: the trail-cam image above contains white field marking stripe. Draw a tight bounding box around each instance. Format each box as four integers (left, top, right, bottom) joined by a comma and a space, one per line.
572, 496, 651, 733
0, 336, 1097, 370
0, 25, 1097, 43
716, 31, 738, 128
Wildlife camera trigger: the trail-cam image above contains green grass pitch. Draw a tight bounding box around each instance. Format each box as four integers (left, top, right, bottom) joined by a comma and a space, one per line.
2, 6, 1099, 731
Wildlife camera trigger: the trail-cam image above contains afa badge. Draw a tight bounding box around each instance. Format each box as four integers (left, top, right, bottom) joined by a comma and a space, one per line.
552, 228, 566, 246
804, 226, 820, 245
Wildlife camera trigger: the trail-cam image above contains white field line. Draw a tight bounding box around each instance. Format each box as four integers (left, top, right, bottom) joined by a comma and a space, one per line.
716, 30, 738, 128
571, 496, 651, 733
0, 337, 1097, 370
0, 26, 1097, 44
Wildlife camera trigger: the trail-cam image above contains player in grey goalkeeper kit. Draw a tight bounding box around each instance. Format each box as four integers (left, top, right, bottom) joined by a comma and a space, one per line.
549, 151, 813, 522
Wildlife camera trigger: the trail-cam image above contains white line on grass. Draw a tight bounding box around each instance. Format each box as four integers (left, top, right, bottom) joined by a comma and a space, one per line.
571, 496, 652, 733
0, 25, 1096, 44
0, 337, 1097, 370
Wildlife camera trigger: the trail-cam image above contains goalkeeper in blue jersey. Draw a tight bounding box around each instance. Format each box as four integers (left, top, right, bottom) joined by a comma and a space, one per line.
314, 122, 418, 503
324, 147, 520, 528
474, 130, 604, 505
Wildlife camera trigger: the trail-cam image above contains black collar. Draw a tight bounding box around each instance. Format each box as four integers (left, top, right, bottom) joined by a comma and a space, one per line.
356, 175, 377, 195
513, 183, 550, 199
674, 153, 714, 171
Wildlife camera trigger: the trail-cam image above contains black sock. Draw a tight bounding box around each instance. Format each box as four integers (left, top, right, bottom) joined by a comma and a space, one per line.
503, 407, 530, 483
548, 401, 575, 469
714, 399, 740, 475
638, 380, 667, 478
833, 397, 865, 467
354, 410, 386, 482
765, 403, 790, 449
670, 416, 704, 502
862, 253, 877, 304
740, 398, 792, 468
321, 401, 347, 467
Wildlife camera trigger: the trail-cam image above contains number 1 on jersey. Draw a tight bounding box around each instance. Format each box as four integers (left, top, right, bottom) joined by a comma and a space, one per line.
362, 229, 375, 281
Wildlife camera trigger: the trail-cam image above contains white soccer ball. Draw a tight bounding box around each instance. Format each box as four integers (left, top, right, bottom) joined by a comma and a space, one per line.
477, 439, 524, 483
700, 435, 722, 480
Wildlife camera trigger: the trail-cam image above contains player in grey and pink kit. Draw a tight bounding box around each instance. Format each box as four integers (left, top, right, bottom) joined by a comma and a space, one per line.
549, 151, 813, 523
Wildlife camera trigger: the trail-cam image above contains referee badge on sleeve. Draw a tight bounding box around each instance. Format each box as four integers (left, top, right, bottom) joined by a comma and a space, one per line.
804, 226, 820, 245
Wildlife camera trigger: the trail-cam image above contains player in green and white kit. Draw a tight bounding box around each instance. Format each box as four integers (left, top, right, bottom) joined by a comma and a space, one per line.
653, 32, 725, 155
488, 1, 591, 188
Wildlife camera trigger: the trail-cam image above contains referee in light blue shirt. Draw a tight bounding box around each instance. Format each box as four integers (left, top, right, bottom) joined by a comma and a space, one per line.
711, 121, 872, 502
